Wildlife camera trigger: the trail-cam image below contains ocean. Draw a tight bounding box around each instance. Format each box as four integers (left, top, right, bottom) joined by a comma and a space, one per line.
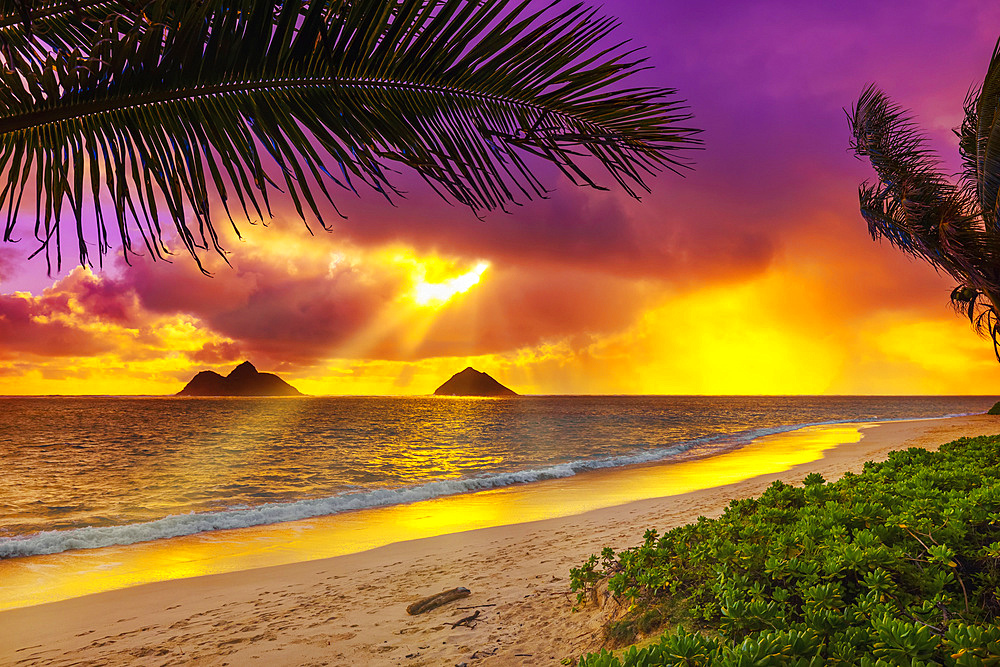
0, 395, 996, 561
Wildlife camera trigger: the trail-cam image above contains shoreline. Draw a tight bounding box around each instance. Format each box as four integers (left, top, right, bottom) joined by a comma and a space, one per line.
0, 412, 921, 565
2, 414, 1000, 665
0, 418, 873, 611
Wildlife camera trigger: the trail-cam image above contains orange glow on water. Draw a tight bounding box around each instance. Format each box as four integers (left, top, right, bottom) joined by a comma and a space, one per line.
0, 422, 863, 611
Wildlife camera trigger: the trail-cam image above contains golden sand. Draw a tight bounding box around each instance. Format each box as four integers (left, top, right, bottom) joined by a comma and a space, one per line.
1, 414, 998, 665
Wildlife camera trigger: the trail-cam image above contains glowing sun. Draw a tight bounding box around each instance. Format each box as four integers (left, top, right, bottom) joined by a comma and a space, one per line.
413, 261, 490, 307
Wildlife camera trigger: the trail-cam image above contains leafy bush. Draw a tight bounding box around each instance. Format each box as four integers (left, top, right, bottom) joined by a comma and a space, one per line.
570, 436, 1000, 666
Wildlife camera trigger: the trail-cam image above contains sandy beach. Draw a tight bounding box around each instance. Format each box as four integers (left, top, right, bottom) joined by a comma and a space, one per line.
2, 414, 999, 666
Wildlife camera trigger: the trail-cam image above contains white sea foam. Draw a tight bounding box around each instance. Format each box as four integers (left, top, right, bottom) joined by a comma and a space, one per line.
0, 427, 764, 559
0, 414, 969, 560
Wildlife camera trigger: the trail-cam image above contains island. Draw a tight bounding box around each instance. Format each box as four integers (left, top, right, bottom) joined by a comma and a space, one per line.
433, 367, 518, 396
177, 361, 304, 396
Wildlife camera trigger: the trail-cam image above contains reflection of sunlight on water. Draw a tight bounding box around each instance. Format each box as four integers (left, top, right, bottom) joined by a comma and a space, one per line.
0, 422, 863, 611
160, 398, 319, 507
9, 396, 964, 543
371, 444, 506, 481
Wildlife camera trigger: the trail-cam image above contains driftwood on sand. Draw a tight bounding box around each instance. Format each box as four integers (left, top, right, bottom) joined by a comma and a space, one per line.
405, 587, 471, 615
447, 610, 480, 628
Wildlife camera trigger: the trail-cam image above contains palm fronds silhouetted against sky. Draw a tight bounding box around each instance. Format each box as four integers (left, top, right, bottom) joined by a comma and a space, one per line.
0, 0, 702, 273
849, 40, 1000, 361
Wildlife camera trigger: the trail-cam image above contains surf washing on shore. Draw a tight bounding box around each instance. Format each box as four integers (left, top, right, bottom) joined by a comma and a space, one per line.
2, 395, 996, 564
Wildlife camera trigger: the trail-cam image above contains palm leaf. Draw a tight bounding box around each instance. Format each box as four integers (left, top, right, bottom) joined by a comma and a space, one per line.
850, 81, 1000, 360
956, 87, 982, 215
976, 38, 1000, 229
0, 1, 151, 68
0, 0, 702, 272
848, 86, 991, 278
949, 284, 1000, 355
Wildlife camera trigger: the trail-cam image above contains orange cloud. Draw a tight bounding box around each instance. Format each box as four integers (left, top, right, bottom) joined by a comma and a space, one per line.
3, 202, 1000, 397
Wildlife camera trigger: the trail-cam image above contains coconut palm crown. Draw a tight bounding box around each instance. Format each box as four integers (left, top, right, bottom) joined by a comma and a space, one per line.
848, 40, 1000, 360
0, 0, 702, 273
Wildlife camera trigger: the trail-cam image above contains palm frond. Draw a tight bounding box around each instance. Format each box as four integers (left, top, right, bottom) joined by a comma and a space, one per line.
949, 284, 1000, 359
0, 1, 152, 69
849, 85, 954, 194
956, 86, 983, 216
0, 0, 703, 272
856, 181, 986, 281
977, 37, 1000, 227
850, 44, 1000, 365
847, 86, 989, 278
950, 282, 1000, 361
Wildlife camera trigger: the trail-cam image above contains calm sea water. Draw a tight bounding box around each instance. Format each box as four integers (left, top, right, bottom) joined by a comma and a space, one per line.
0, 395, 995, 559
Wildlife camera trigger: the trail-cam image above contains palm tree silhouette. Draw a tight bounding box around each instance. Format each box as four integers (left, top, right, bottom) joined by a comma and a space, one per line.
849, 41, 1000, 360
0, 0, 702, 274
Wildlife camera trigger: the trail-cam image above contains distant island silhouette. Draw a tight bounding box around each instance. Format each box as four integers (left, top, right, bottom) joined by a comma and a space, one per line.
177, 361, 304, 396
434, 367, 518, 396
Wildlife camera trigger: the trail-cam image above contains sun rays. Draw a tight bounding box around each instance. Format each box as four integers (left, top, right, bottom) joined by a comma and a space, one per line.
411, 261, 490, 308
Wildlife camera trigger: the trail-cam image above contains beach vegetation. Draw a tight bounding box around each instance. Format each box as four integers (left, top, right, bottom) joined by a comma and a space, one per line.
848, 40, 1000, 361
571, 435, 1000, 665
0, 0, 701, 273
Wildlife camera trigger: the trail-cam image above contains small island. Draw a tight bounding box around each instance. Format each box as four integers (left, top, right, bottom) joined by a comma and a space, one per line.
177, 361, 304, 396
433, 367, 518, 396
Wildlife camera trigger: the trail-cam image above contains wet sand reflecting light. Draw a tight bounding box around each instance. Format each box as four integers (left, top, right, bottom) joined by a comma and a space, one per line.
0, 422, 865, 610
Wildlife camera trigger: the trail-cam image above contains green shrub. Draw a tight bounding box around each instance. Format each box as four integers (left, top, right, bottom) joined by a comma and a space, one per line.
571, 435, 1000, 666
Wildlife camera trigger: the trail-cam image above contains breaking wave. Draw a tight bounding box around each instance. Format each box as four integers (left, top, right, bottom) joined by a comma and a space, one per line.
0, 412, 975, 560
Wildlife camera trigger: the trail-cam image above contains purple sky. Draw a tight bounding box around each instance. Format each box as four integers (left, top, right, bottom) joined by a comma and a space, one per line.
5, 0, 1000, 395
